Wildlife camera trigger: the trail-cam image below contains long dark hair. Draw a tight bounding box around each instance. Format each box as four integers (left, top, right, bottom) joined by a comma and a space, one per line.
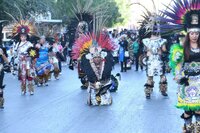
183, 33, 200, 61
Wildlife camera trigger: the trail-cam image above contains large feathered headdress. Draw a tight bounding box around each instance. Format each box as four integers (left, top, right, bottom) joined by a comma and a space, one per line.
131, 1, 162, 38
72, 33, 116, 60
161, 0, 200, 33
68, 0, 111, 48
5, 4, 37, 38
12, 20, 37, 37
144, 13, 160, 34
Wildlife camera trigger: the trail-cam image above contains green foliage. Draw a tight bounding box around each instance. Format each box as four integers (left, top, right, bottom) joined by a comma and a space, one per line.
105, 1, 122, 27
52, 0, 75, 20
0, 0, 121, 27
0, 0, 54, 20
0, 0, 6, 20
54, 0, 122, 27
114, 0, 132, 26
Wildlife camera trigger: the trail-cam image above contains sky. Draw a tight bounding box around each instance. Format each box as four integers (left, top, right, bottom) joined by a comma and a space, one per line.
127, 0, 172, 27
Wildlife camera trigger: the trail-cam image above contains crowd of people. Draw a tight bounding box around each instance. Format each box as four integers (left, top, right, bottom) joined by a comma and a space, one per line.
110, 29, 145, 72
0, 22, 71, 107
0, 26, 182, 107
1, 0, 200, 132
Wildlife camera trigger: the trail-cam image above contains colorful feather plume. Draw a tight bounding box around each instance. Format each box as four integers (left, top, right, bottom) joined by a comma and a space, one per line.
68, 0, 111, 49
72, 33, 116, 59
169, 44, 184, 75
12, 20, 36, 37
132, 0, 162, 37
72, 34, 93, 59
97, 33, 116, 51
160, 0, 200, 33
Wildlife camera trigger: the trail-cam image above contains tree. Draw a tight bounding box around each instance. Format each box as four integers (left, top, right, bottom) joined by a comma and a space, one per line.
54, 0, 122, 27
0, 0, 56, 45
114, 0, 133, 26
0, 0, 123, 45
0, 0, 122, 27
1, 0, 55, 21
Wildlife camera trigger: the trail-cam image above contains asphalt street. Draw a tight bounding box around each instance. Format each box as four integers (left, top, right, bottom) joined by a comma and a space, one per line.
0, 65, 182, 133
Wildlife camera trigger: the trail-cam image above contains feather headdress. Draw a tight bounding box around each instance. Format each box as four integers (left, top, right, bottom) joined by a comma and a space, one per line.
12, 20, 37, 37
68, 0, 111, 48
160, 0, 200, 33
131, 1, 163, 39
131, 1, 161, 35
72, 33, 116, 60
5, 4, 37, 38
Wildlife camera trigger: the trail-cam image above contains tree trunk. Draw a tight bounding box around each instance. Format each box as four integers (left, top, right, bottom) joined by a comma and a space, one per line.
0, 22, 2, 47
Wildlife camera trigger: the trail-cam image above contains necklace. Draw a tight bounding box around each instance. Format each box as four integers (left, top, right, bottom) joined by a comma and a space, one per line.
90, 59, 105, 81
191, 47, 200, 53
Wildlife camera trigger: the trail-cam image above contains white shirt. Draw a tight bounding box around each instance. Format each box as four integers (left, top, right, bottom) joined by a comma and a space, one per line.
14, 41, 33, 55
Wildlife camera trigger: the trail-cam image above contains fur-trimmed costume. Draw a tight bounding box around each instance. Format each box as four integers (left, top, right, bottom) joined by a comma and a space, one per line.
12, 20, 37, 95
68, 0, 109, 90
171, 44, 200, 133
68, 10, 93, 89
163, 0, 200, 132
134, 0, 168, 99
72, 33, 115, 106
81, 51, 114, 105
140, 8, 168, 99
14, 41, 35, 95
